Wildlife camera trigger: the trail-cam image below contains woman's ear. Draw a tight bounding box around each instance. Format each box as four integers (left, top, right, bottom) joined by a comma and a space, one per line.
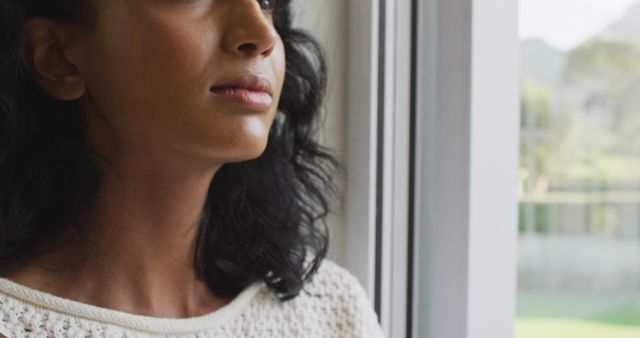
21, 17, 87, 101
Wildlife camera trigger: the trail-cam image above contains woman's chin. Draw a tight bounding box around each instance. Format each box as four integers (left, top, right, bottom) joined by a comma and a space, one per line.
227, 148, 268, 163
210, 139, 270, 164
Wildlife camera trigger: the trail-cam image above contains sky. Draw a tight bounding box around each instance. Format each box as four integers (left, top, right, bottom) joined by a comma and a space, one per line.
520, 0, 640, 51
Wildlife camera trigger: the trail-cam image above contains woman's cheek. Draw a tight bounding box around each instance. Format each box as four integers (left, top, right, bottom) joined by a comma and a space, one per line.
272, 39, 287, 100
132, 20, 212, 92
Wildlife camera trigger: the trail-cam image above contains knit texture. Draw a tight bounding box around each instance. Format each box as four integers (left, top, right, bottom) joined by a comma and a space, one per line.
0, 259, 384, 338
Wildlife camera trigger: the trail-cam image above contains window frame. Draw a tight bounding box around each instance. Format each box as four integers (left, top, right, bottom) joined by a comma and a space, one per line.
345, 0, 521, 337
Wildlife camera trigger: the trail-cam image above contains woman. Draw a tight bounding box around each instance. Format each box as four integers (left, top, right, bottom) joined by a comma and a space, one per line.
0, 0, 384, 337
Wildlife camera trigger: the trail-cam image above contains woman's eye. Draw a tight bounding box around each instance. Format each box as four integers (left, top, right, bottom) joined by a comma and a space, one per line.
257, 0, 276, 11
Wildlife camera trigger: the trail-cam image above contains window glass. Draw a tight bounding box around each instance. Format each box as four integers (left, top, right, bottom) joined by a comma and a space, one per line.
517, 1, 640, 337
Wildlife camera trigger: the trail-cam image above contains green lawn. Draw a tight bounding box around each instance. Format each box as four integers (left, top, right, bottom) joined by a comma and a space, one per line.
516, 319, 640, 338
517, 293, 640, 338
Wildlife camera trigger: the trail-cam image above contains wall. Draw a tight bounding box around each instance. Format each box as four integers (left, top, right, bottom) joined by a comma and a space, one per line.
291, 0, 349, 265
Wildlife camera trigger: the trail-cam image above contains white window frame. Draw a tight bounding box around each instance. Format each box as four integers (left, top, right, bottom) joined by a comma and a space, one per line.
345, 0, 520, 337
345, 0, 380, 299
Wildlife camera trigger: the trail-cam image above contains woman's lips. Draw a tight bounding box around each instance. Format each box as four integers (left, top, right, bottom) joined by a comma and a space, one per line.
210, 74, 274, 112
210, 87, 273, 112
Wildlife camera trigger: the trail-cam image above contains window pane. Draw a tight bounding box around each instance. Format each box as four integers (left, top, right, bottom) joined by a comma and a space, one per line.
517, 1, 640, 337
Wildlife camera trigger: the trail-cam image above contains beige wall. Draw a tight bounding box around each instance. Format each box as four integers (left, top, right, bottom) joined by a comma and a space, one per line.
291, 0, 348, 265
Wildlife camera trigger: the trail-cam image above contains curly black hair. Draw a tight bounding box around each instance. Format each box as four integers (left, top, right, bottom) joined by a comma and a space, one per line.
0, 0, 342, 301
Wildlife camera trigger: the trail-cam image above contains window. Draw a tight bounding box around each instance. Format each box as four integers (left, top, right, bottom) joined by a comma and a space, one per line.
343, 1, 640, 337
517, 1, 640, 337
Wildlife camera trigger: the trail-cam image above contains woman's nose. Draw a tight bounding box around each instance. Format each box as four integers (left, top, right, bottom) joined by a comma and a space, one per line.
222, 1, 278, 58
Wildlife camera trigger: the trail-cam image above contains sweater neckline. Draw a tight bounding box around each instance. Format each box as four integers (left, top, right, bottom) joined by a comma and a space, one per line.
0, 277, 265, 334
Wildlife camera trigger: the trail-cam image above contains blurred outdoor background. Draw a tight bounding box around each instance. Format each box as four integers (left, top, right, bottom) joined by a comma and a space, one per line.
517, 0, 640, 337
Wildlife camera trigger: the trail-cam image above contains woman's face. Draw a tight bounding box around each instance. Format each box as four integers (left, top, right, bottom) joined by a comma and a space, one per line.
76, 0, 285, 165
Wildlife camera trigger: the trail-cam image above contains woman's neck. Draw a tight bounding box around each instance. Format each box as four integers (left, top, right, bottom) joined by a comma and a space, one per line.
7, 158, 232, 318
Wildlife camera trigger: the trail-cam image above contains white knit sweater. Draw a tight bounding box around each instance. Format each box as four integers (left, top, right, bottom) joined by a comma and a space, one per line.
0, 259, 384, 338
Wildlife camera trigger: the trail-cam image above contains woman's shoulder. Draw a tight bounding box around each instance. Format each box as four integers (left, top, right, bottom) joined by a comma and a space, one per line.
248, 258, 384, 338
254, 258, 371, 302
303, 258, 370, 298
